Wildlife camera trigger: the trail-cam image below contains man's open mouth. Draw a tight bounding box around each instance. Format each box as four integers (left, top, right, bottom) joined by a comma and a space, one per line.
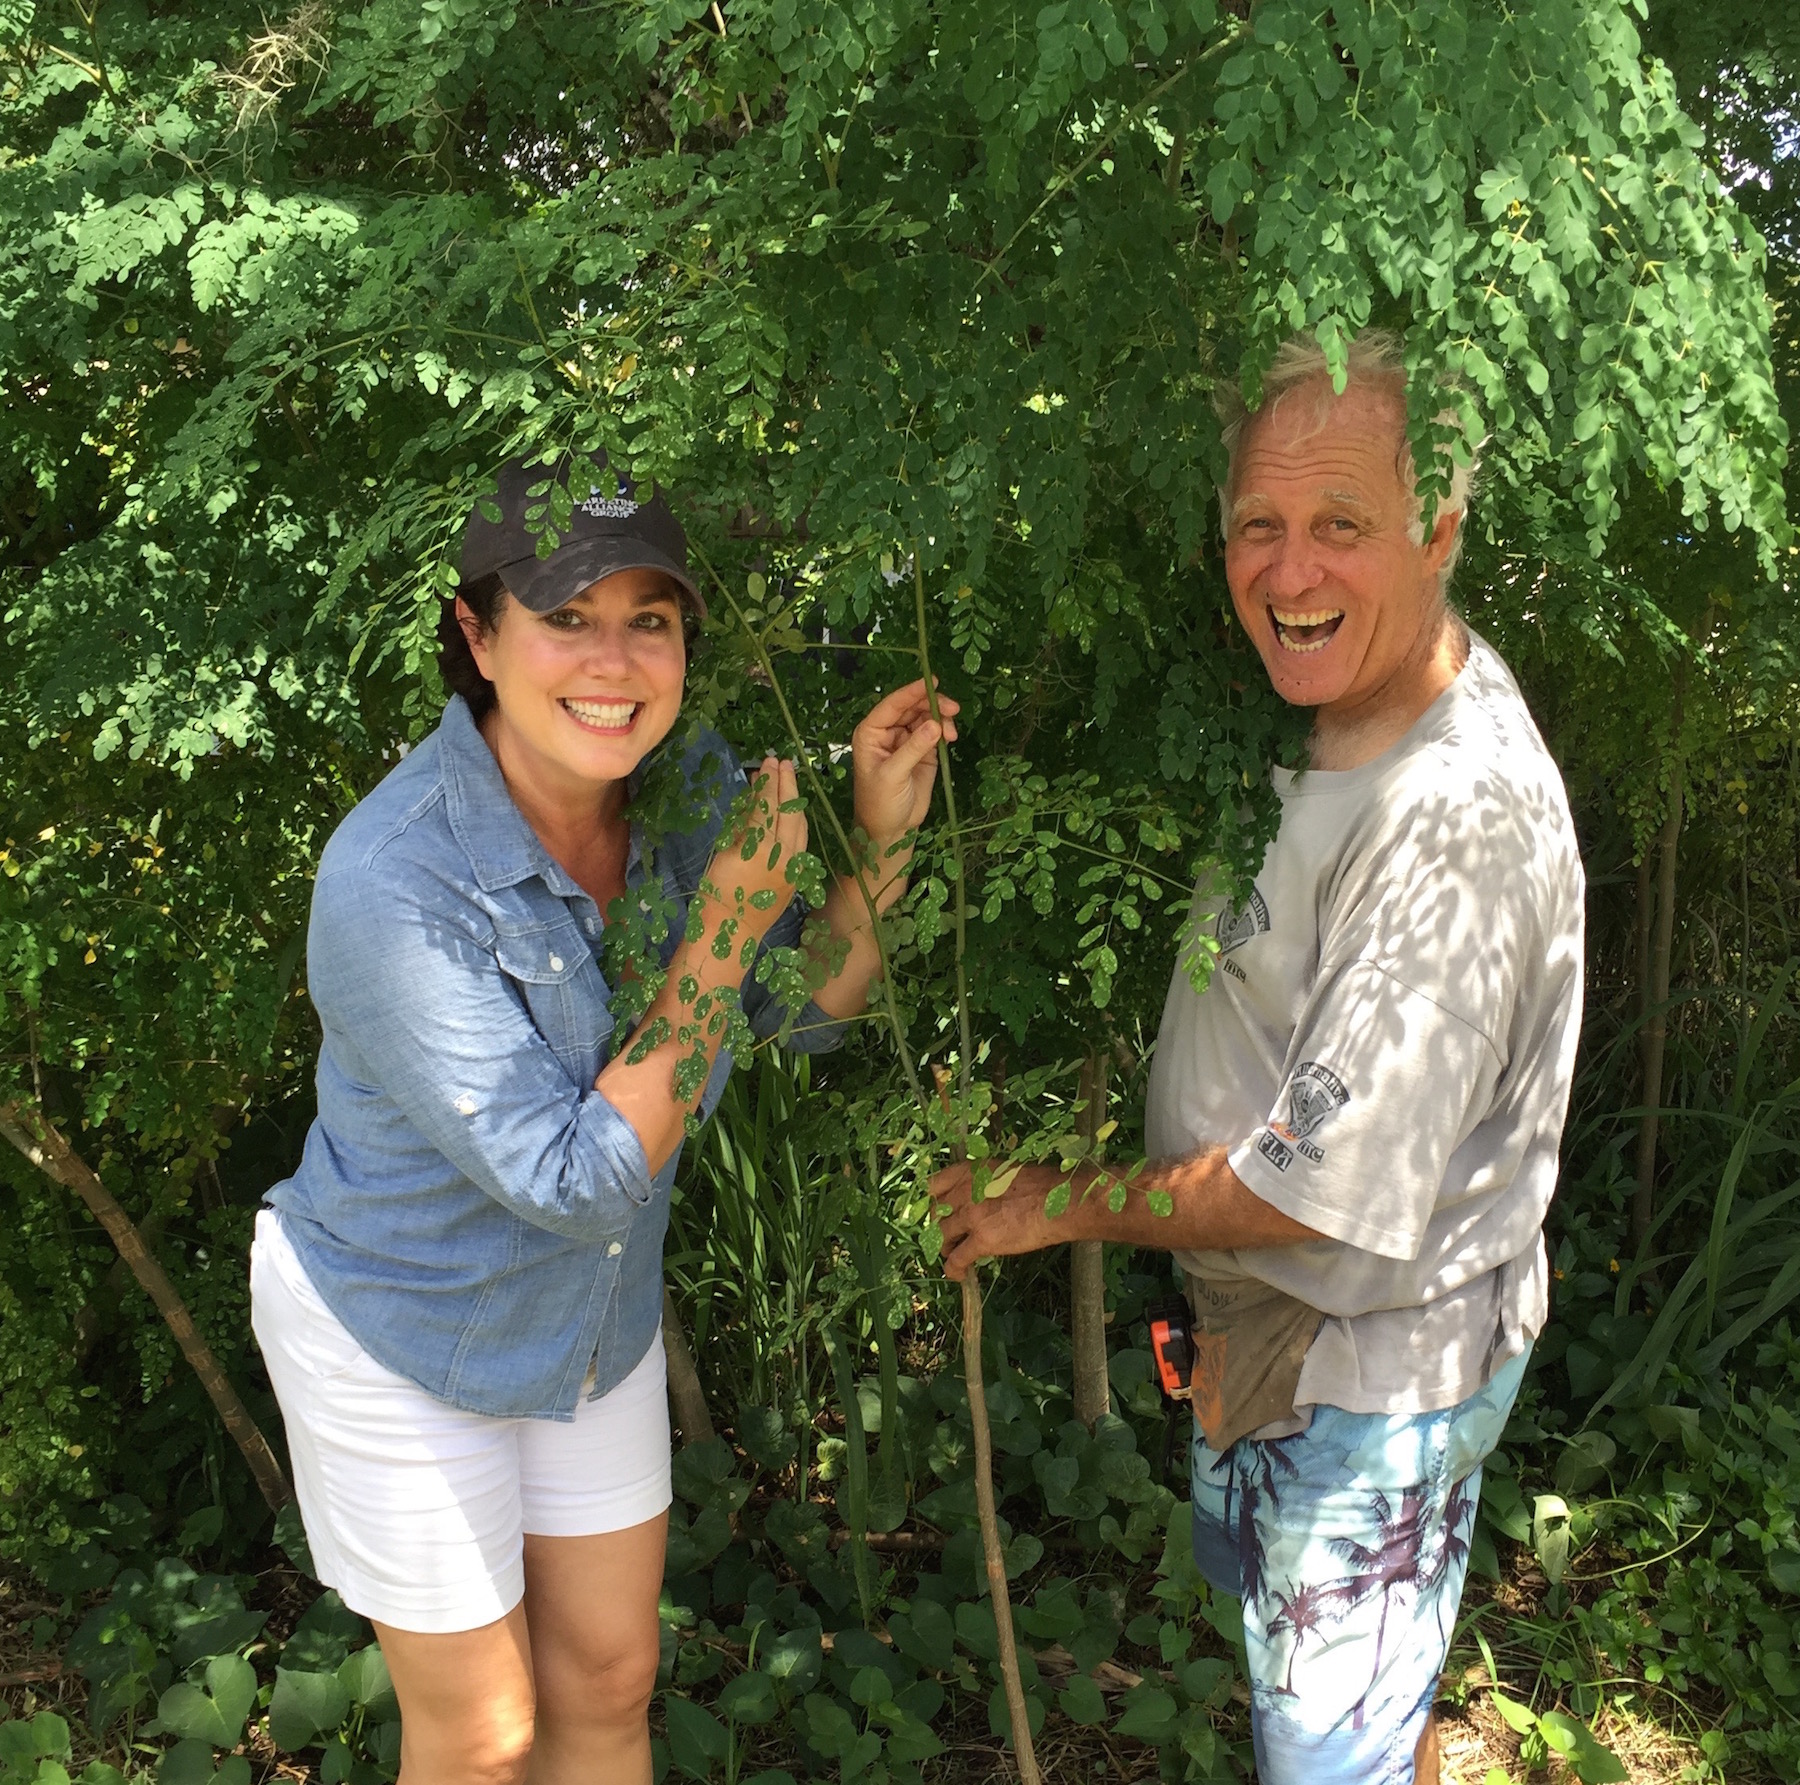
561, 697, 641, 732
1269, 607, 1344, 655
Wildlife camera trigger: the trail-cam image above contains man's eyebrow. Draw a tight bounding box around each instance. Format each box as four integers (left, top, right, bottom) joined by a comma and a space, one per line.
1320, 488, 1378, 514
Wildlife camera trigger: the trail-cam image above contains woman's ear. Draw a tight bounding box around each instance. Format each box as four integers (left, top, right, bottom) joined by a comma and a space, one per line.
455, 597, 491, 674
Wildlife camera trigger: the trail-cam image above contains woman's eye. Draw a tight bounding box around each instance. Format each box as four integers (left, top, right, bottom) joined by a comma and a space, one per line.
631, 611, 672, 631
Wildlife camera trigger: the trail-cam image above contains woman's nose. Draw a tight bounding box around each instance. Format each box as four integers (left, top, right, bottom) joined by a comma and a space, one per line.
579, 624, 637, 674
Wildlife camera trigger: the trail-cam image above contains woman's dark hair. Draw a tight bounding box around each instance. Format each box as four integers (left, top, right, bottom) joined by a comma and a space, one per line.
437, 572, 703, 723
438, 573, 508, 722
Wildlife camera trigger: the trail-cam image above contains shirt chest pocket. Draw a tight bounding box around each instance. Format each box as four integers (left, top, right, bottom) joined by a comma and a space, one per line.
492, 919, 612, 1084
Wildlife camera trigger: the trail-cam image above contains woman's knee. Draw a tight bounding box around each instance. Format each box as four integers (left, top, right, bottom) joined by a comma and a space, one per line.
402, 1703, 536, 1785
539, 1635, 659, 1728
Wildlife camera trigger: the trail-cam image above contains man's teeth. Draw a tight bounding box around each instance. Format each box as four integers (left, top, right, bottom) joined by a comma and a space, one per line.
563, 698, 637, 727
1272, 608, 1344, 655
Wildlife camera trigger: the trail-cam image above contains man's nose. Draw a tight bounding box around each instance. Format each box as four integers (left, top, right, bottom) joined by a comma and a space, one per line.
1260, 536, 1326, 600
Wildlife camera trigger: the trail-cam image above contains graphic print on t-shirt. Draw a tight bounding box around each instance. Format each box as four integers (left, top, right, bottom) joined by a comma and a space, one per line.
1256, 1060, 1351, 1173
1216, 886, 1271, 955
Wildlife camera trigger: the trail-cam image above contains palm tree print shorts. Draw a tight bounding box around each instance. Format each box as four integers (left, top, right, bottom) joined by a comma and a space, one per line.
1188, 1347, 1531, 1785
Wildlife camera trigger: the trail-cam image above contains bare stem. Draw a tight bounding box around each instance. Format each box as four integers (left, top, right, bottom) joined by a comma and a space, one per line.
914, 552, 1041, 1784
693, 544, 928, 1115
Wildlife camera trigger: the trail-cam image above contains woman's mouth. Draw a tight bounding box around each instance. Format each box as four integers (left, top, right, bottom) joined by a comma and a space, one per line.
1269, 606, 1344, 654
560, 697, 641, 734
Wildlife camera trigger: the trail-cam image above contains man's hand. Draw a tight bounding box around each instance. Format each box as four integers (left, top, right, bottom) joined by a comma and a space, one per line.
929, 1146, 1325, 1279
929, 1161, 1088, 1282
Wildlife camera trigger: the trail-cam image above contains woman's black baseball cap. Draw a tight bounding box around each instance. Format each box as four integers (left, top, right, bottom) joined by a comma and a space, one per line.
459, 455, 705, 618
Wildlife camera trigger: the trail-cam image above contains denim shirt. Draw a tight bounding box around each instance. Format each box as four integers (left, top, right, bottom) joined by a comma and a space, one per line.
266, 696, 844, 1418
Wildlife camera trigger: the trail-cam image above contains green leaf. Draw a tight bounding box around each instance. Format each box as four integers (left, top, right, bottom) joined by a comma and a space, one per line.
1489, 1690, 1539, 1736
338, 1644, 397, 1717
1114, 1683, 1180, 1740
1532, 1494, 1571, 1586
760, 1627, 822, 1697
1538, 1711, 1629, 1783
662, 1693, 729, 1779
1059, 1674, 1108, 1725
890, 1599, 956, 1670
269, 1666, 352, 1750
156, 1654, 257, 1748
717, 1670, 778, 1725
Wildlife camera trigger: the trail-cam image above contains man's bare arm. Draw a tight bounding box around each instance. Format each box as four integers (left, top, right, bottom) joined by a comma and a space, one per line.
929, 1146, 1323, 1282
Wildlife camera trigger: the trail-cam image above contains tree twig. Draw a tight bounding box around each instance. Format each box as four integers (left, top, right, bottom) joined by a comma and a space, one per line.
0, 1100, 292, 1513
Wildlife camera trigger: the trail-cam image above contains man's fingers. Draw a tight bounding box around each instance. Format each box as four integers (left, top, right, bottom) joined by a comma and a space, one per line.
928, 1163, 972, 1203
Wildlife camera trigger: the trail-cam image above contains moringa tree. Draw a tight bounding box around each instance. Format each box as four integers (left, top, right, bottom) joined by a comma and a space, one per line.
0, 0, 1790, 1759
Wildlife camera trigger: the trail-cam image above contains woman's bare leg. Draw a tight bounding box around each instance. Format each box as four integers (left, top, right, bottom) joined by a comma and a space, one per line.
521, 1513, 669, 1785
373, 1606, 536, 1785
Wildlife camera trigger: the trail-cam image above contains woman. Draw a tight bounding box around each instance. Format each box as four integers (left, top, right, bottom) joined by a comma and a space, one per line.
251, 457, 955, 1785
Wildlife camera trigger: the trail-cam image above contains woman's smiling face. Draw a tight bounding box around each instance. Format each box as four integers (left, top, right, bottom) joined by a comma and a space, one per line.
1222, 379, 1459, 717
460, 567, 688, 793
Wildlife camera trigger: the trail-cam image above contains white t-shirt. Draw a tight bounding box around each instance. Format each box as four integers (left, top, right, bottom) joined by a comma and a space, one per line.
1145, 635, 1584, 1416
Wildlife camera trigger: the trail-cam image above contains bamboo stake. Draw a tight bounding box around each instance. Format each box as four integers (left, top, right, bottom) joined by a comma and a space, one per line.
1632, 670, 1685, 1255
1071, 1051, 1112, 1429
0, 1099, 293, 1513
662, 1286, 717, 1446
915, 557, 1041, 1785
693, 545, 1039, 1778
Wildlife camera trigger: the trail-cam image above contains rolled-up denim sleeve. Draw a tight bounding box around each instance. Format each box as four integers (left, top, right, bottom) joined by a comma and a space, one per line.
307, 862, 654, 1240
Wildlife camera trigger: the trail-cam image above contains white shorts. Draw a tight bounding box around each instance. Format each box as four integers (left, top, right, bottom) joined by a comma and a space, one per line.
249, 1210, 672, 1634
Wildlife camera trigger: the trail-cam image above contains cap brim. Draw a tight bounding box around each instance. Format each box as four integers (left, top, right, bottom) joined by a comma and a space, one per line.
497, 537, 706, 618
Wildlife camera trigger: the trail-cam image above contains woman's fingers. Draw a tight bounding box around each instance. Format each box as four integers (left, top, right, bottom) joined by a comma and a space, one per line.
856, 680, 960, 743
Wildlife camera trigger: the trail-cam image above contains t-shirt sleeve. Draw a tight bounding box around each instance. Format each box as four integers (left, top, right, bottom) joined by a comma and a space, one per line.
1228, 959, 1505, 1261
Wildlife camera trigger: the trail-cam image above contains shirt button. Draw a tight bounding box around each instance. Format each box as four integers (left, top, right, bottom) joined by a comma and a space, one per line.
606, 1241, 623, 1257
586, 919, 600, 936
549, 954, 564, 972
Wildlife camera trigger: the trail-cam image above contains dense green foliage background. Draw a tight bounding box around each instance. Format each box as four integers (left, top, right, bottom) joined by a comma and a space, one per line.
2, 0, 1799, 1779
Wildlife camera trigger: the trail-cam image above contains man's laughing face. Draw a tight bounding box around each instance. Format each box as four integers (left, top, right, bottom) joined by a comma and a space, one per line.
1222, 379, 1460, 719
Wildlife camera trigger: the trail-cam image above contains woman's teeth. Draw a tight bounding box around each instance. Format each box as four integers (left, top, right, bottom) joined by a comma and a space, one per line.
562, 698, 638, 728
1271, 607, 1344, 654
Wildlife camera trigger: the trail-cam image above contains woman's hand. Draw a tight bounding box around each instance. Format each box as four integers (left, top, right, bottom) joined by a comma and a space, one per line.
701, 756, 807, 943
851, 680, 960, 867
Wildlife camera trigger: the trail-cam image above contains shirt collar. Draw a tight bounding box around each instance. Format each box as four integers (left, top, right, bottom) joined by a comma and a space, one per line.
437, 696, 646, 898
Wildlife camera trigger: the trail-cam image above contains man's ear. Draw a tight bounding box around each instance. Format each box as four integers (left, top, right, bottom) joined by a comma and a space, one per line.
1422, 503, 1461, 577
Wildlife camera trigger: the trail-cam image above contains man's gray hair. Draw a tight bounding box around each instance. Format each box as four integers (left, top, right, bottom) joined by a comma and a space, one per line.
1215, 329, 1483, 591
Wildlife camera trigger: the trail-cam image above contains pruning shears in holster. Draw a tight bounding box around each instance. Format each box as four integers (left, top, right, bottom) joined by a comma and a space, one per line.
1145, 1296, 1196, 1483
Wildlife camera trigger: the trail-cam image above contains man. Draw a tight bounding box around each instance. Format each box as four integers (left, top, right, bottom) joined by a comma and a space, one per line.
931, 330, 1584, 1784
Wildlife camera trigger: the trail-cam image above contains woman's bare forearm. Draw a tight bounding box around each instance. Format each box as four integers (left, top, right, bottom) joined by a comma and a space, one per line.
596, 913, 757, 1175
806, 839, 913, 1020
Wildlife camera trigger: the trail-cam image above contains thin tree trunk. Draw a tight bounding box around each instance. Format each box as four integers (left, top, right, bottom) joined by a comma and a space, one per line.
0, 1099, 292, 1513
961, 1272, 1038, 1774
1071, 1052, 1111, 1429
1632, 679, 1686, 1254
662, 1286, 716, 1447
914, 560, 1040, 1785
